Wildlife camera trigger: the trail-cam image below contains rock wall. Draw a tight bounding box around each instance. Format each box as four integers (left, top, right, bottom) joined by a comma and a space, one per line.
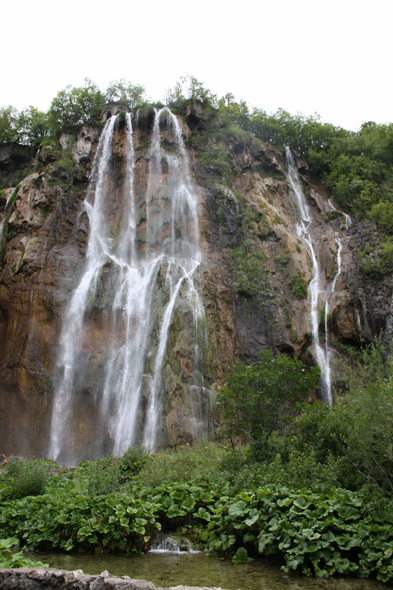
1, 104, 392, 458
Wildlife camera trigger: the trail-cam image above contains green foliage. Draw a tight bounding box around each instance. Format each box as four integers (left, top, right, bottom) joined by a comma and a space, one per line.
198, 144, 232, 175
48, 79, 105, 135
288, 271, 308, 299
0, 537, 48, 568
356, 239, 393, 277
84, 456, 123, 496
138, 442, 226, 488
1, 479, 392, 582
218, 350, 319, 447
290, 340, 393, 495
1, 457, 53, 499
165, 75, 217, 107
105, 79, 146, 107
368, 200, 393, 234
121, 446, 149, 477
232, 547, 254, 563
0, 106, 19, 143
200, 486, 393, 582
231, 240, 266, 297
15, 106, 50, 146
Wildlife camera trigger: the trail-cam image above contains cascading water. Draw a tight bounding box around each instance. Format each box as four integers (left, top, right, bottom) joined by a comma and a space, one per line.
49, 108, 208, 464
323, 199, 352, 402
286, 152, 353, 405
286, 147, 331, 404
0, 192, 13, 249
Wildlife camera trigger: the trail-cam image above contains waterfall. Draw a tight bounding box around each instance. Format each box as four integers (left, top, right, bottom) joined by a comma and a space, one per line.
323, 199, 352, 402
0, 192, 13, 246
49, 108, 207, 464
286, 147, 331, 404
328, 198, 352, 230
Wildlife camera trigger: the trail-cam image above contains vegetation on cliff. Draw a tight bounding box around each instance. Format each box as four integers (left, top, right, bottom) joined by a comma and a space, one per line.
1, 76, 392, 272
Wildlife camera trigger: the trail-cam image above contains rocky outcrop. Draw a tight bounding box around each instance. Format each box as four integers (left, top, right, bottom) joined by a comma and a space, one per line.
0, 568, 226, 590
1, 106, 392, 458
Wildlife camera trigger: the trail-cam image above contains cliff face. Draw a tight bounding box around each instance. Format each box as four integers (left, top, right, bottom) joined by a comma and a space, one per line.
0, 104, 391, 458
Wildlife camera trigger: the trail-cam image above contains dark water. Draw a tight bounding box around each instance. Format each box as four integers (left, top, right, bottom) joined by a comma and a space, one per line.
29, 551, 387, 590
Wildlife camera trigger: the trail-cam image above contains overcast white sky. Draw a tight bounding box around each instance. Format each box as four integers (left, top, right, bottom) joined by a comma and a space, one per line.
2, 0, 391, 131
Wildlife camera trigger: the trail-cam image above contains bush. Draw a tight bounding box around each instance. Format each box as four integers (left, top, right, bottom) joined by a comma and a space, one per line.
2, 457, 52, 499
218, 350, 319, 450
84, 456, 122, 496
288, 271, 308, 299
138, 441, 226, 487
121, 446, 149, 476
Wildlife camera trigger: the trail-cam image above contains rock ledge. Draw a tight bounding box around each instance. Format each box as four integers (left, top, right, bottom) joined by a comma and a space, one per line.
0, 568, 227, 590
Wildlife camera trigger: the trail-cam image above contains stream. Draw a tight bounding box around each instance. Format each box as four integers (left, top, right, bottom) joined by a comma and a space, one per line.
28, 551, 387, 590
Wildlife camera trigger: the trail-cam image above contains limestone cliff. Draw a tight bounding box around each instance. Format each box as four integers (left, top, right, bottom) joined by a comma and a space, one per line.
0, 103, 391, 458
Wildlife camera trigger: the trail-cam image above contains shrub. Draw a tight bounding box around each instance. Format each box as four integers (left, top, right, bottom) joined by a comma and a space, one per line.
121, 446, 149, 476
218, 350, 319, 450
85, 456, 122, 496
138, 441, 226, 487
2, 457, 52, 499
288, 271, 308, 299
198, 144, 232, 175
231, 240, 266, 297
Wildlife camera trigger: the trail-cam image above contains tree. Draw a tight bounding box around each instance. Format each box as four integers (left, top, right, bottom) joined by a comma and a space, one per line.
218, 350, 319, 446
164, 75, 189, 105
105, 79, 146, 108
0, 106, 19, 144
16, 107, 50, 146
48, 79, 104, 135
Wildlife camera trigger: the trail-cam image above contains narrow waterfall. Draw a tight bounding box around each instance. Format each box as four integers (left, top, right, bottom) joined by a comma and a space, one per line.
285, 147, 331, 404
323, 199, 352, 402
0, 192, 13, 249
49, 108, 208, 464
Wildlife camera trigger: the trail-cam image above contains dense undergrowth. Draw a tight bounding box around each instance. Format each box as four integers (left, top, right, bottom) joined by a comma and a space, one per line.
1, 455, 393, 582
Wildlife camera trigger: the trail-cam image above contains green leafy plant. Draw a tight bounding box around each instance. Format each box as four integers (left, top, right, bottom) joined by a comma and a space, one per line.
0, 537, 48, 568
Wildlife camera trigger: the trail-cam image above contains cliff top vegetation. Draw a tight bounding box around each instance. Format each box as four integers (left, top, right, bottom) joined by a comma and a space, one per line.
1, 76, 392, 228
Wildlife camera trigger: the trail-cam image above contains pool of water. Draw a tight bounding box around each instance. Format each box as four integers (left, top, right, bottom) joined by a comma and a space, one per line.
29, 551, 387, 590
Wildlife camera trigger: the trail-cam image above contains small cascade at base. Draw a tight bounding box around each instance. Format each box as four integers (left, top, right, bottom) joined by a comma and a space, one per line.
149, 534, 199, 554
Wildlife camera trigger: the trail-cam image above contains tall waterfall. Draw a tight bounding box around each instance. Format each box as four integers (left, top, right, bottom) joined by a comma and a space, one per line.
286, 147, 331, 404
49, 108, 208, 464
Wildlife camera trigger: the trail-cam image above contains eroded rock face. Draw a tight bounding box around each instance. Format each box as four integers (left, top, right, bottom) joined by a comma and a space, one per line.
0, 108, 392, 458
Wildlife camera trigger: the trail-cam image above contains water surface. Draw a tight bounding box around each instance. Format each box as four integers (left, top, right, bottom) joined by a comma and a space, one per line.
30, 551, 387, 590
